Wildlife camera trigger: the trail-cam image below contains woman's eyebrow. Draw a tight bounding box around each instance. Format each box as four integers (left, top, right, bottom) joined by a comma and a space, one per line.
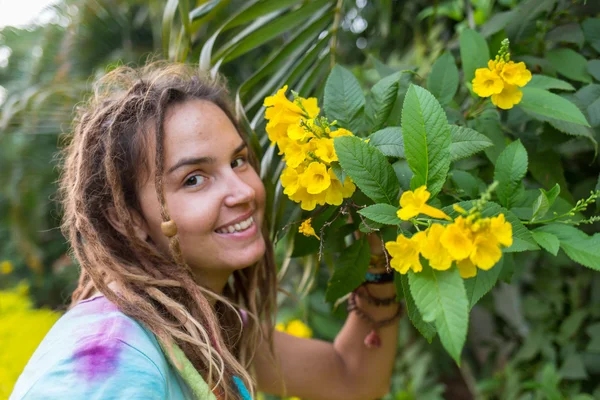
167, 141, 247, 175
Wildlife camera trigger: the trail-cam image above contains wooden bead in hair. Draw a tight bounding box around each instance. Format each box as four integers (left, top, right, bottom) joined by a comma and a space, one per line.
161, 220, 178, 237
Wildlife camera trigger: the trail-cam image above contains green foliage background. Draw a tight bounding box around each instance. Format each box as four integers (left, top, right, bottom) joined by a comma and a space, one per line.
1, 0, 600, 398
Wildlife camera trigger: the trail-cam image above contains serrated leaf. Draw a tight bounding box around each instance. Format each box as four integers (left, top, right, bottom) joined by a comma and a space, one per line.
464, 256, 503, 309
531, 231, 560, 256
392, 160, 413, 191
519, 87, 590, 127
358, 204, 402, 225
427, 52, 459, 106
334, 136, 400, 204
546, 48, 592, 83
325, 238, 370, 302
450, 125, 493, 162
531, 184, 560, 222
535, 224, 600, 271
459, 28, 489, 83
368, 72, 402, 131
528, 75, 575, 91
409, 267, 468, 364
324, 65, 365, 135
399, 274, 436, 342
451, 170, 485, 199
401, 85, 452, 197
368, 127, 404, 158
494, 140, 528, 209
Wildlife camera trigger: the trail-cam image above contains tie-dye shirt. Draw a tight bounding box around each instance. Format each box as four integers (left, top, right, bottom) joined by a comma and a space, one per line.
10, 295, 251, 400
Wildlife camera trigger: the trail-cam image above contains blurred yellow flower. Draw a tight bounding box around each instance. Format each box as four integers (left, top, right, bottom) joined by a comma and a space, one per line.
456, 258, 477, 279
397, 186, 450, 221
469, 230, 502, 270
500, 61, 532, 87
300, 162, 331, 194
490, 214, 513, 247
472, 68, 504, 97
385, 232, 426, 274
329, 127, 353, 137
1, 260, 13, 275
298, 218, 320, 240
285, 320, 313, 338
491, 83, 523, 110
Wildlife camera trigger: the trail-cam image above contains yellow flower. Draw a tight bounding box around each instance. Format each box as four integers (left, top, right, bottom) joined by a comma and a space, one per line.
300, 162, 331, 194
491, 83, 523, 110
469, 230, 502, 270
290, 186, 326, 211
500, 61, 532, 87
488, 59, 505, 73
313, 138, 337, 164
298, 218, 320, 240
283, 140, 308, 169
275, 322, 286, 332
453, 204, 467, 214
285, 320, 313, 338
472, 68, 504, 98
263, 85, 304, 125
420, 224, 453, 271
329, 128, 353, 138
456, 258, 477, 279
490, 214, 513, 247
397, 186, 451, 221
385, 232, 426, 274
440, 217, 475, 260
281, 166, 301, 196
1, 260, 13, 275
323, 169, 356, 206
265, 120, 289, 148
287, 120, 314, 142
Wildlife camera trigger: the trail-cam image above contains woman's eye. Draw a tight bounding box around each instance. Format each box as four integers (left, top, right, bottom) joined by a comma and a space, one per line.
231, 156, 247, 168
184, 174, 206, 187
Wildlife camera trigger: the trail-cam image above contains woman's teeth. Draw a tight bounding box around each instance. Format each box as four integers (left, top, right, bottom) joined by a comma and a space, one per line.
216, 216, 254, 234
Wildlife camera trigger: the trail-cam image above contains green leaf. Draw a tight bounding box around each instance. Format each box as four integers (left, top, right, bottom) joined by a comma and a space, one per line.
325, 238, 370, 302
505, 0, 556, 42
451, 170, 485, 199
473, 109, 505, 164
464, 256, 503, 309
334, 136, 400, 204
189, 0, 221, 21
392, 160, 413, 191
528, 75, 575, 91
367, 72, 402, 131
480, 10, 515, 37
368, 127, 404, 158
545, 23, 585, 48
519, 87, 590, 126
546, 48, 592, 83
324, 65, 365, 135
535, 224, 600, 271
399, 274, 436, 342
531, 184, 560, 222
427, 52, 459, 106
459, 28, 489, 83
494, 140, 528, 209
401, 85, 452, 197
531, 230, 560, 256
588, 60, 600, 82
409, 267, 468, 364
582, 18, 600, 53
162, 0, 181, 59
358, 204, 401, 225
450, 125, 493, 162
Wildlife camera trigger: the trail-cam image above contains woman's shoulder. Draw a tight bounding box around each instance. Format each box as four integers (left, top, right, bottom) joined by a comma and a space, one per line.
10, 296, 187, 400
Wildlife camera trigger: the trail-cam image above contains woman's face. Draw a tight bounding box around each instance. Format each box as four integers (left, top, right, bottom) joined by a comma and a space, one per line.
136, 99, 266, 287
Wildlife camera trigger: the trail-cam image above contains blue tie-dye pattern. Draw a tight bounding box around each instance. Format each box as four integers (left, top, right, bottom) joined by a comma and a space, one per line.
233, 376, 252, 400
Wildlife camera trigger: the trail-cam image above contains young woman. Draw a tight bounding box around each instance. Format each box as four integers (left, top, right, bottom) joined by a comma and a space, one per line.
10, 63, 401, 400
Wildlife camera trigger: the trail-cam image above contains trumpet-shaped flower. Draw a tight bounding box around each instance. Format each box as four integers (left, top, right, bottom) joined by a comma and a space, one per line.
287, 121, 314, 142
397, 186, 451, 221
299, 218, 320, 240
385, 232, 426, 274
264, 85, 304, 125
420, 224, 453, 271
330, 128, 353, 137
290, 186, 327, 211
313, 138, 337, 164
500, 61, 532, 87
491, 83, 523, 110
300, 162, 331, 194
440, 217, 474, 260
280, 167, 301, 196
490, 214, 513, 247
456, 258, 477, 279
469, 230, 502, 270
472, 68, 504, 97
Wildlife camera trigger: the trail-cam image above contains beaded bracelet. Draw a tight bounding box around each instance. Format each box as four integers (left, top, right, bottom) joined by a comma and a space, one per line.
355, 283, 398, 306
347, 291, 404, 349
365, 271, 394, 284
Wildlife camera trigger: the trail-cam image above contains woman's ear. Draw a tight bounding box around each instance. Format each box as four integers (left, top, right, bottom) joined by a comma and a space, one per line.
106, 207, 150, 243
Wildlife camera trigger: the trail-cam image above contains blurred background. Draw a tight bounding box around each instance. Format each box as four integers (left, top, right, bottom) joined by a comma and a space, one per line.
1, 0, 600, 399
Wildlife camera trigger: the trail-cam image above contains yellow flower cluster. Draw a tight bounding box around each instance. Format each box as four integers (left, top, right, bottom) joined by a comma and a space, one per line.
275, 319, 313, 339
0, 283, 61, 398
298, 218, 320, 240
264, 86, 356, 211
385, 187, 513, 278
472, 40, 532, 110
1, 260, 13, 274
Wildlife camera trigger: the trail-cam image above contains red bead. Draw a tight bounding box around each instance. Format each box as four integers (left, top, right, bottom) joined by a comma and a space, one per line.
364, 330, 381, 348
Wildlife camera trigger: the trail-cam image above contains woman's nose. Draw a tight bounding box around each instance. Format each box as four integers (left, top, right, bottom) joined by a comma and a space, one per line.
223, 173, 255, 207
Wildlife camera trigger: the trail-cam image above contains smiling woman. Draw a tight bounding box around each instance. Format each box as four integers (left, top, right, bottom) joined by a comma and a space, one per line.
9, 62, 401, 400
